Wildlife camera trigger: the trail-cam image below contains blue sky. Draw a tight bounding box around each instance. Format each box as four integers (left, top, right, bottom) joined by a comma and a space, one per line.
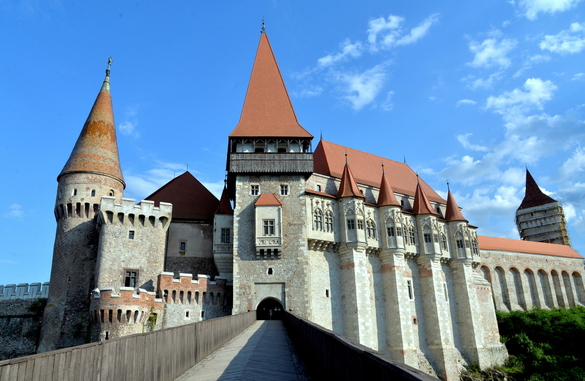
1, 0, 584, 285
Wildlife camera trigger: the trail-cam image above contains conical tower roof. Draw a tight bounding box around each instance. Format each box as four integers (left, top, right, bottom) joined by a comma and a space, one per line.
215, 186, 234, 215
58, 62, 125, 186
412, 182, 438, 215
377, 170, 400, 207
445, 191, 467, 222
518, 170, 557, 210
337, 164, 364, 198
229, 33, 312, 138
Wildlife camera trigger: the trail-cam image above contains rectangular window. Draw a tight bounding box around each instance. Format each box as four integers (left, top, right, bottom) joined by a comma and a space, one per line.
456, 240, 464, 249
357, 220, 364, 230
263, 220, 275, 236
280, 184, 289, 196
317, 185, 322, 192
424, 233, 432, 243
128, 230, 135, 240
221, 228, 231, 243
407, 280, 413, 300
387, 227, 395, 237
396, 227, 402, 236
251, 184, 259, 196
180, 241, 186, 251
347, 219, 355, 230
124, 271, 138, 288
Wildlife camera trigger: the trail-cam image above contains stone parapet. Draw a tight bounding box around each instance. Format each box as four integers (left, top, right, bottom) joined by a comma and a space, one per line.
0, 283, 49, 300
98, 197, 172, 229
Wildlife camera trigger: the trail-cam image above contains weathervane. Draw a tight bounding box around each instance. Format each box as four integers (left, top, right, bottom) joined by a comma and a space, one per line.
261, 18, 266, 34
106, 57, 113, 76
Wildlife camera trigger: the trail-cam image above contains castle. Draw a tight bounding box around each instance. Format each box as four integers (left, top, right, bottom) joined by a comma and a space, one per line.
1, 31, 583, 380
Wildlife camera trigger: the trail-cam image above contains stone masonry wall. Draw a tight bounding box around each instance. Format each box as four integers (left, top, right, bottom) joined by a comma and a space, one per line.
0, 298, 46, 360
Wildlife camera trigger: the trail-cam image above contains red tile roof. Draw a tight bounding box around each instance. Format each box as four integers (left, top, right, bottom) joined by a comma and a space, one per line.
337, 164, 364, 198
215, 186, 233, 215
255, 193, 282, 206
229, 33, 312, 139
412, 182, 438, 215
518, 170, 557, 210
479, 235, 583, 259
58, 75, 125, 186
377, 171, 400, 207
145, 172, 218, 220
314, 140, 445, 203
445, 191, 467, 222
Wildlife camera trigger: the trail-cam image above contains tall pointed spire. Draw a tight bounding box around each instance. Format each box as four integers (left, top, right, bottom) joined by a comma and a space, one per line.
412, 182, 437, 215
58, 58, 125, 187
445, 190, 467, 222
377, 166, 400, 207
229, 33, 312, 138
215, 185, 234, 215
518, 169, 556, 210
337, 163, 363, 198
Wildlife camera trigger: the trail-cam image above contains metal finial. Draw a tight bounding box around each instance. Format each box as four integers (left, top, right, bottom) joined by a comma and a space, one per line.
382, 163, 385, 175
106, 57, 113, 76
261, 18, 266, 34
416, 173, 420, 185
345, 153, 348, 166
320, 130, 323, 141
447, 181, 450, 192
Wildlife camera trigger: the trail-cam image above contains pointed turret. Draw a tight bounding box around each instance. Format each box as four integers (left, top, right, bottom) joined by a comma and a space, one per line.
215, 185, 234, 215
229, 33, 312, 138
58, 59, 125, 187
337, 163, 363, 198
445, 191, 467, 222
518, 169, 556, 210
412, 182, 437, 215
377, 169, 400, 207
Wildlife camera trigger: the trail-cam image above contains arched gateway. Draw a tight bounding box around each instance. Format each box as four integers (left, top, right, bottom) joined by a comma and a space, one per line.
256, 298, 284, 320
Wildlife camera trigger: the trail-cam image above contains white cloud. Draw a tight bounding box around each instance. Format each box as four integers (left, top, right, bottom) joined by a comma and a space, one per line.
557, 148, 585, 180
462, 71, 504, 90
368, 13, 439, 51
318, 39, 363, 67
124, 162, 187, 199
486, 78, 557, 117
457, 133, 489, 151
520, 0, 583, 20
332, 63, 388, 110
540, 23, 585, 54
118, 104, 140, 138
572, 73, 585, 81
4, 204, 23, 219
429, 96, 437, 101
381, 91, 394, 111
467, 35, 517, 68
457, 99, 477, 106
0, 259, 18, 265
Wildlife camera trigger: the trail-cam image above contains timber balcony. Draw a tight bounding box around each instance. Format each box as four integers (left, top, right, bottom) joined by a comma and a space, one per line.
229, 153, 313, 174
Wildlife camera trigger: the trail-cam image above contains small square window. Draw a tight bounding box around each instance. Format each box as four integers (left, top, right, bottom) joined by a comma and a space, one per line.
280, 184, 289, 196
251, 184, 259, 196
128, 231, 135, 239
180, 241, 186, 251
91, 189, 96, 197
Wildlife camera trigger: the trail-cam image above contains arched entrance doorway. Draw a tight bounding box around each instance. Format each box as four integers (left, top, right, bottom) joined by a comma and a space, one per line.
256, 298, 284, 320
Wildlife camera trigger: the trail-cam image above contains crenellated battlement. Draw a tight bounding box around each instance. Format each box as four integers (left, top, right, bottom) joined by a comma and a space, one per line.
158, 272, 228, 306
0, 282, 49, 300
98, 197, 172, 229
89, 287, 162, 327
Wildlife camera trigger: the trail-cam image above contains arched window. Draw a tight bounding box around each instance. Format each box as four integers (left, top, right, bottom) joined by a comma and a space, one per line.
325, 211, 333, 232
366, 219, 376, 239
314, 208, 323, 231
441, 234, 448, 250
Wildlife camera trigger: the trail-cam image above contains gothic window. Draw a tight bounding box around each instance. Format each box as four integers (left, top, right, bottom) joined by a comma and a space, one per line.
347, 219, 355, 230
250, 184, 259, 196
471, 238, 479, 255
263, 220, 275, 236
441, 234, 448, 250
280, 184, 289, 196
357, 219, 364, 230
408, 226, 416, 245
367, 220, 376, 238
314, 209, 323, 230
325, 211, 333, 232
124, 270, 138, 288
387, 227, 395, 236
221, 228, 231, 243
396, 226, 402, 236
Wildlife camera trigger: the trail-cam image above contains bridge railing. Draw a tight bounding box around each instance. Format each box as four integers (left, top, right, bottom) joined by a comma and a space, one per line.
0, 311, 255, 381
283, 312, 439, 381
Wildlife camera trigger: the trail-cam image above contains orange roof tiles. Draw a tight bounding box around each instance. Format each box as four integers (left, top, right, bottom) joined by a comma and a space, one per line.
145, 172, 218, 220
377, 171, 400, 207
445, 191, 467, 222
58, 75, 125, 186
479, 235, 583, 259
314, 140, 445, 203
518, 170, 557, 210
229, 33, 312, 138
337, 164, 364, 198
255, 193, 282, 206
215, 186, 233, 215
412, 182, 438, 215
